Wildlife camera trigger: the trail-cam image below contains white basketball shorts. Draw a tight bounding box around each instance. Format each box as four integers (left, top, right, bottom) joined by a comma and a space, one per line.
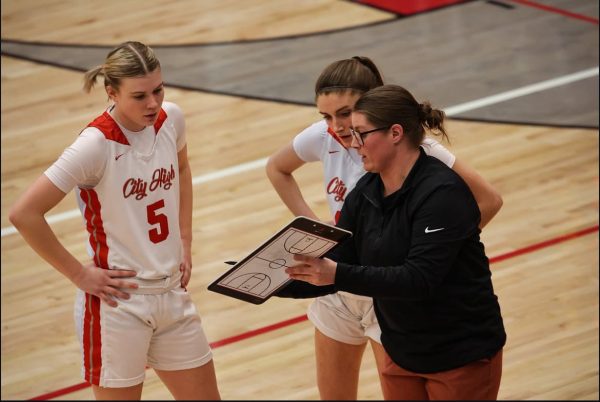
74, 276, 213, 388
307, 291, 382, 345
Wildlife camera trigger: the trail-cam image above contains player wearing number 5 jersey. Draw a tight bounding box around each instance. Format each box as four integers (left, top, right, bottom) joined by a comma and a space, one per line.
71, 102, 184, 280
9, 41, 221, 400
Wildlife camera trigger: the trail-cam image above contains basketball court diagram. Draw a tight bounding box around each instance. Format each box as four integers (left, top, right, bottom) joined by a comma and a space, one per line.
219, 228, 337, 297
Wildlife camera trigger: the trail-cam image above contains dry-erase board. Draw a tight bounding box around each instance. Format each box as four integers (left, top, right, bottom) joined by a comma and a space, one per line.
207, 216, 352, 304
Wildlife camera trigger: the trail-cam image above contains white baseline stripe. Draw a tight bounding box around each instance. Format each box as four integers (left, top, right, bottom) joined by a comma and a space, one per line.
191, 157, 269, 186
445, 67, 599, 116
2, 67, 598, 237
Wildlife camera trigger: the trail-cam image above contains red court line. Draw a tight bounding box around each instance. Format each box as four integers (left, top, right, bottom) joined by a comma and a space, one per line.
510, 0, 599, 24
209, 314, 309, 348
489, 225, 599, 264
29, 224, 599, 400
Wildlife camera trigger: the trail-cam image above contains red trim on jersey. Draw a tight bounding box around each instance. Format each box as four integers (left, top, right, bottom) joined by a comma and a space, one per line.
79, 189, 109, 269
153, 108, 167, 134
334, 210, 341, 225
87, 108, 167, 141
327, 127, 347, 148
87, 112, 130, 145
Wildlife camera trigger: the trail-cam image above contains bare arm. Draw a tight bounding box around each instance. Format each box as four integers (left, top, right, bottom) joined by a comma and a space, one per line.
266, 142, 319, 220
451, 159, 503, 228
8, 175, 137, 306
178, 145, 193, 288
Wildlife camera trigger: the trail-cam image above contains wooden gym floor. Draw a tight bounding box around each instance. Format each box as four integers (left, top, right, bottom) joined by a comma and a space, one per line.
1, 0, 598, 400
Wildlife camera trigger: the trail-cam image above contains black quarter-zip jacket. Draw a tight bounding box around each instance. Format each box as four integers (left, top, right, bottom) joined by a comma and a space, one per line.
278, 148, 506, 373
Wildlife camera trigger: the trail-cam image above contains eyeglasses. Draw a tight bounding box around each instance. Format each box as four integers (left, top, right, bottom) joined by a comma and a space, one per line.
350, 126, 391, 146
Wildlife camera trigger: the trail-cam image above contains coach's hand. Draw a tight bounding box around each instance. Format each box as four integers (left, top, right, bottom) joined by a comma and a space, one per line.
286, 254, 337, 286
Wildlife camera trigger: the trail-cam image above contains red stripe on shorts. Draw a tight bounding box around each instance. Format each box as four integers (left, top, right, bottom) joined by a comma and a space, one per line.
83, 293, 103, 385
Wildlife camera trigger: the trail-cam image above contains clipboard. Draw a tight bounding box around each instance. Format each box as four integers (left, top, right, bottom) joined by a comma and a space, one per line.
207, 216, 352, 304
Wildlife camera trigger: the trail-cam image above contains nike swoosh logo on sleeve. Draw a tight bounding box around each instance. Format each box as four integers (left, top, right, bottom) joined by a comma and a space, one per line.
425, 227, 445, 233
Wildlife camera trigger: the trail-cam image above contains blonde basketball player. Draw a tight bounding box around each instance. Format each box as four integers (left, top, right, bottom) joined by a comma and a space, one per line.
9, 41, 221, 400
267, 56, 503, 400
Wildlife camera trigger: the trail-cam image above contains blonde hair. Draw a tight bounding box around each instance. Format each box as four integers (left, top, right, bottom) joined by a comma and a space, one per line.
83, 41, 160, 93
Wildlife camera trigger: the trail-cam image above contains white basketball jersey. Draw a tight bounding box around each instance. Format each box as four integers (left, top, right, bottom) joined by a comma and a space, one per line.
294, 120, 365, 223
76, 109, 182, 279
293, 120, 456, 224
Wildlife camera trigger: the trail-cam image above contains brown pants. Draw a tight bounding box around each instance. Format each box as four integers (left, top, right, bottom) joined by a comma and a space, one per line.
380, 349, 503, 400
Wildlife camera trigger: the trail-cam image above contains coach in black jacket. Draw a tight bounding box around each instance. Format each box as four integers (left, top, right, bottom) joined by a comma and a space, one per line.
279, 84, 506, 400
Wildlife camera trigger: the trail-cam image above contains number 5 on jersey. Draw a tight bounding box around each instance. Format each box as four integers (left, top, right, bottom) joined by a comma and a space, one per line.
147, 199, 169, 243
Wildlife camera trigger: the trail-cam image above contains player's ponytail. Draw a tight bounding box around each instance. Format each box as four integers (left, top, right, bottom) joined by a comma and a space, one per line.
83, 65, 105, 93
